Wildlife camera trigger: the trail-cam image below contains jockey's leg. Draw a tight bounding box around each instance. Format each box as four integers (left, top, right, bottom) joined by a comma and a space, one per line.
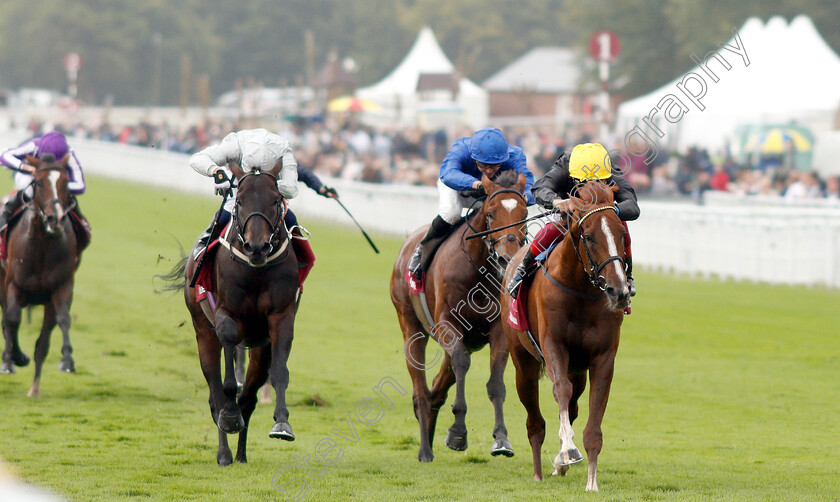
508, 217, 568, 298
0, 190, 28, 231
285, 210, 315, 291
622, 221, 635, 297
408, 180, 460, 279
69, 195, 92, 252
193, 209, 231, 260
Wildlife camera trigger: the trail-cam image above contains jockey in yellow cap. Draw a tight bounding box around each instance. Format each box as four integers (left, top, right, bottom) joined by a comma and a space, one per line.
507, 143, 640, 298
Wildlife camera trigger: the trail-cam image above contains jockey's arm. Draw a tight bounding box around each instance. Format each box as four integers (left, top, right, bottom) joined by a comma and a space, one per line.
66, 150, 86, 194
189, 133, 240, 177
509, 149, 536, 205
612, 174, 640, 221
532, 164, 566, 209
276, 149, 299, 199
0, 140, 37, 171
439, 143, 479, 192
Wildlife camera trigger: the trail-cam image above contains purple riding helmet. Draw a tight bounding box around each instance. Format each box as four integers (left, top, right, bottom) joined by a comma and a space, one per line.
36, 132, 70, 160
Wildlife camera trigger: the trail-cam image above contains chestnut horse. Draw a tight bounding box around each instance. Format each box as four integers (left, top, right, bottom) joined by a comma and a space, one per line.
161, 159, 299, 465
0, 154, 81, 396
390, 172, 528, 462
501, 181, 630, 491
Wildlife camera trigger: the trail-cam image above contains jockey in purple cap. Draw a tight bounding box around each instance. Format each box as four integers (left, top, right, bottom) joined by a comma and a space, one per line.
0, 132, 90, 247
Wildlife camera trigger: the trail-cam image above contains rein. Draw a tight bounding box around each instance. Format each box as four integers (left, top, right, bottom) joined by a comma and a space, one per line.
463, 188, 528, 277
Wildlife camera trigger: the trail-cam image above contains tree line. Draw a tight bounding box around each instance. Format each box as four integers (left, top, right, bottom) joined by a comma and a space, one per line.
0, 0, 836, 106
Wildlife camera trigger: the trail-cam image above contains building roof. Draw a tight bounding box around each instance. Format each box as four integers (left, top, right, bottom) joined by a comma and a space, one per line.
482, 47, 584, 93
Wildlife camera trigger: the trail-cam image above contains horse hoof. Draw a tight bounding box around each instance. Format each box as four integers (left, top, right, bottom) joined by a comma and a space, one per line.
445, 430, 468, 451
0, 362, 14, 374
12, 352, 29, 367
269, 421, 295, 441
554, 448, 583, 468
490, 438, 514, 457
418, 449, 434, 462
217, 409, 244, 434
58, 359, 76, 373
235, 455, 247, 464
217, 451, 233, 466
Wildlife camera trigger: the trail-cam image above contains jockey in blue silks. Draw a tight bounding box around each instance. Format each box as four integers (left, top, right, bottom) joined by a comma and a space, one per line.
407, 127, 535, 279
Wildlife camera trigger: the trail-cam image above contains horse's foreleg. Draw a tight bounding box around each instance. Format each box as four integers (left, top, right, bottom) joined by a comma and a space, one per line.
1, 285, 28, 373
444, 341, 471, 452
236, 345, 271, 463
268, 311, 295, 441
555, 371, 588, 477
27, 304, 57, 397
510, 339, 545, 481
543, 340, 583, 475
53, 281, 75, 373
582, 351, 616, 492
214, 310, 244, 435
487, 325, 513, 457
195, 322, 232, 466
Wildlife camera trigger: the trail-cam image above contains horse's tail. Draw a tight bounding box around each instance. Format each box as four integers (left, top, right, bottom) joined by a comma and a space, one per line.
155, 255, 188, 293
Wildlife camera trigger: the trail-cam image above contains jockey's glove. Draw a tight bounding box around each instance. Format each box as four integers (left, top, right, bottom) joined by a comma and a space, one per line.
320, 186, 338, 198
213, 169, 231, 196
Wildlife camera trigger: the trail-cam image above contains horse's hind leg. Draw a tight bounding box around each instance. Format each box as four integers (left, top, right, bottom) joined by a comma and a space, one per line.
582, 351, 617, 491
428, 351, 455, 449
236, 345, 271, 463
214, 310, 245, 435
234, 346, 246, 390
400, 315, 436, 461
27, 304, 57, 397
1, 285, 29, 373
444, 340, 471, 452
487, 325, 513, 457
510, 340, 546, 481
268, 311, 296, 441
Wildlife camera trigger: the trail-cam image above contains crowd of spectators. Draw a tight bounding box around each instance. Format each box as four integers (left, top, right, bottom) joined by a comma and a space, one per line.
21, 115, 840, 202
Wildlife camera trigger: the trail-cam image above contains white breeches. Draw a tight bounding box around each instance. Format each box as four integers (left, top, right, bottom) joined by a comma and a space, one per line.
14, 172, 34, 198
437, 179, 475, 224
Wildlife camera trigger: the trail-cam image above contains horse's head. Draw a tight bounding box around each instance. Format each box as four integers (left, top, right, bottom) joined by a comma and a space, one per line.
229, 159, 286, 267
476, 171, 529, 274
26, 153, 71, 235
567, 180, 630, 310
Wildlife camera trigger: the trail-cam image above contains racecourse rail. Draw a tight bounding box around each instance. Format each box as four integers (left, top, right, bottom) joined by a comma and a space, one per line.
3, 132, 839, 289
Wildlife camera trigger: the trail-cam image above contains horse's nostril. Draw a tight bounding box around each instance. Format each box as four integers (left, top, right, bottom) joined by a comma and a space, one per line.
606, 286, 617, 298
243, 243, 253, 253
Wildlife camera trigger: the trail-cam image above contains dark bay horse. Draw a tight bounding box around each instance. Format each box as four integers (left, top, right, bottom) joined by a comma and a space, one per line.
390, 172, 528, 462
162, 159, 299, 465
501, 181, 629, 490
0, 154, 81, 396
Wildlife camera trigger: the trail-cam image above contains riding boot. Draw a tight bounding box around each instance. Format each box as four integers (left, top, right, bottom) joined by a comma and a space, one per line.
408, 215, 453, 279
625, 255, 636, 297
0, 191, 26, 231
291, 230, 316, 292
192, 211, 229, 260
69, 196, 91, 252
507, 249, 537, 298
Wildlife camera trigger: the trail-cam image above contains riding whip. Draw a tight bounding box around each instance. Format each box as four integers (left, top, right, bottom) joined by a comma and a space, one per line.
189, 189, 230, 287
334, 198, 379, 254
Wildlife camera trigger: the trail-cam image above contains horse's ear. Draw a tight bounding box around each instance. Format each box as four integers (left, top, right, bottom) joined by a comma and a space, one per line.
59, 153, 70, 167
514, 173, 527, 193
229, 159, 244, 180
269, 156, 283, 177
480, 174, 496, 195
25, 154, 39, 167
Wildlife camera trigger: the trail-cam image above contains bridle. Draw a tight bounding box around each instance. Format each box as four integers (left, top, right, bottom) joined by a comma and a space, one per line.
572, 204, 625, 291
26, 166, 73, 227
227, 170, 290, 265
465, 188, 528, 277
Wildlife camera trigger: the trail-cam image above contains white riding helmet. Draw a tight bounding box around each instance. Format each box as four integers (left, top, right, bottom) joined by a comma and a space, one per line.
240, 129, 284, 171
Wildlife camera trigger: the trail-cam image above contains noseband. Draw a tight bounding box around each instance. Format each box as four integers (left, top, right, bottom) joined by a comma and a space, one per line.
231, 171, 288, 261
573, 205, 625, 291
465, 188, 528, 276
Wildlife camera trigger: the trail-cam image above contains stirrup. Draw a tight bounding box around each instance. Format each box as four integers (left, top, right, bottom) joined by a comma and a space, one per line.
289, 224, 311, 240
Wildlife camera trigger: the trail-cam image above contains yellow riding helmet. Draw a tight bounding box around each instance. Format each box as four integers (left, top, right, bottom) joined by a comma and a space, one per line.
568, 143, 612, 180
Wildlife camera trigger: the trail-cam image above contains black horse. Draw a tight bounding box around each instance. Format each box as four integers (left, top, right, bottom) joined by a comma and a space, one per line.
161, 159, 299, 465
0, 154, 81, 396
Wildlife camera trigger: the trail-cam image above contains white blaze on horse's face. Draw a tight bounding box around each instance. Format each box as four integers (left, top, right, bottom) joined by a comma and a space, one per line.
501, 199, 517, 213
47, 170, 65, 222
600, 216, 626, 291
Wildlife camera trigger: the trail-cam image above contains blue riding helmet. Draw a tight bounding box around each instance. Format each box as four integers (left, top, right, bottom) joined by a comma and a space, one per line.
469, 127, 510, 164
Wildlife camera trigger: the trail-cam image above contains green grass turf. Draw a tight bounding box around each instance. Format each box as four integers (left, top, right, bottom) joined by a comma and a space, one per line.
0, 175, 838, 501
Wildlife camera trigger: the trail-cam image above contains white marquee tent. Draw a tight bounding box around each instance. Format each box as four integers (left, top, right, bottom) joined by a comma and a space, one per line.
356, 26, 488, 129
615, 15, 840, 154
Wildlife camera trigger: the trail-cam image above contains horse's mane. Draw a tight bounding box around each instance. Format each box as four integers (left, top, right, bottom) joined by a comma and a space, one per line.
493, 170, 518, 188
572, 180, 617, 206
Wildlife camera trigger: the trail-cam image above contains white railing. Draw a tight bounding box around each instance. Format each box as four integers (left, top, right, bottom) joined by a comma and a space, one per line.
3, 132, 839, 288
